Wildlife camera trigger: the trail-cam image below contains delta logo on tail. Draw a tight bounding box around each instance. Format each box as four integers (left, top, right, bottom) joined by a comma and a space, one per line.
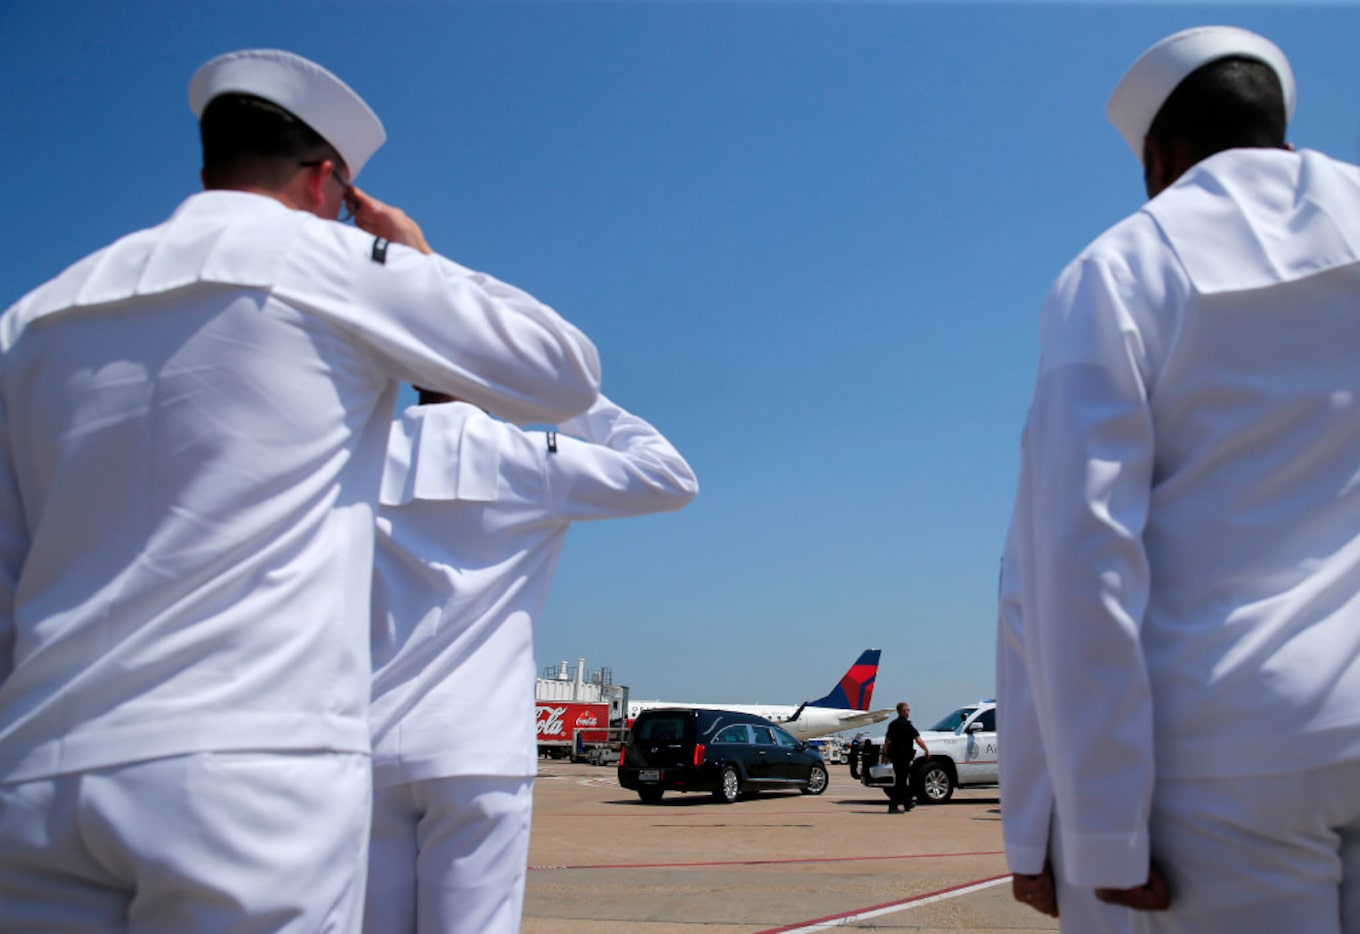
626, 648, 892, 742
807, 648, 879, 712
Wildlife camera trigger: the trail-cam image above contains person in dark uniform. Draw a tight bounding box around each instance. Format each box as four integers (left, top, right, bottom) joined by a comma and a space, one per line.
859, 737, 877, 782
883, 702, 929, 813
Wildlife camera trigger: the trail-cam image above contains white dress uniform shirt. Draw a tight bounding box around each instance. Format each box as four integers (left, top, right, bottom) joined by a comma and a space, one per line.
369, 393, 697, 787
1009, 147, 1360, 890
0, 189, 600, 784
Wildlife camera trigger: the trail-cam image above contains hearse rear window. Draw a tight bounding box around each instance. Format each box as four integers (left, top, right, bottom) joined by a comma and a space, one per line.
636, 715, 687, 742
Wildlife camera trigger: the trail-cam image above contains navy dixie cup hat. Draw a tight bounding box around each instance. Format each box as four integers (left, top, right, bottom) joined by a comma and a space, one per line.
188, 49, 387, 179
1106, 26, 1295, 165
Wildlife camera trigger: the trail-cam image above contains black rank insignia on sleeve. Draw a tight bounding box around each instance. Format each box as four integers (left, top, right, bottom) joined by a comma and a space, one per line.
371, 237, 390, 264
546, 431, 558, 454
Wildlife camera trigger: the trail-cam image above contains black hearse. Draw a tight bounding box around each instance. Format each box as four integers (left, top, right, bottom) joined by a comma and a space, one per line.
618, 707, 829, 804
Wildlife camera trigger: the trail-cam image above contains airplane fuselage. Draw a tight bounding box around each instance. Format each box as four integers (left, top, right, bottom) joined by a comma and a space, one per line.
626, 700, 890, 742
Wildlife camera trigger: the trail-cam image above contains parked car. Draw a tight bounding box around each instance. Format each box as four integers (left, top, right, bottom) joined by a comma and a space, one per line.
858, 700, 997, 804
618, 707, 830, 804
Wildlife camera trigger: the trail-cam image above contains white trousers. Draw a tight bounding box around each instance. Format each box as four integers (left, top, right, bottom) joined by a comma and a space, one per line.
0, 751, 371, 934
364, 775, 533, 934
1133, 758, 1360, 934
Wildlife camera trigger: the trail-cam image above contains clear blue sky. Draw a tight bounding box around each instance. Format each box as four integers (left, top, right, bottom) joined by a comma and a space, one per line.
3, 1, 1359, 723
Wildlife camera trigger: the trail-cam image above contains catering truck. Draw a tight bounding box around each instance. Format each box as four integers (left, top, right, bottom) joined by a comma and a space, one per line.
535, 701, 613, 759
536, 658, 628, 761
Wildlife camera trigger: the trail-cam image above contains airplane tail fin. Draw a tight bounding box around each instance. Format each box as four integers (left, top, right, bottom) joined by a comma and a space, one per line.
806, 649, 880, 711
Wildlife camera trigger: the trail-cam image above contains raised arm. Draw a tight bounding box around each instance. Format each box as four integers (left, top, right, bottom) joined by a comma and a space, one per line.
544, 394, 698, 521
354, 246, 601, 426
280, 213, 601, 427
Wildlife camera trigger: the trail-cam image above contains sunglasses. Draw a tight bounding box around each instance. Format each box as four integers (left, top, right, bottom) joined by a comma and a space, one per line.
298, 160, 358, 222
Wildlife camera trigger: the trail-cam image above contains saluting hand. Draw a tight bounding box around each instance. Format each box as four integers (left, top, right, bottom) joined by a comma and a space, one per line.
349, 185, 433, 256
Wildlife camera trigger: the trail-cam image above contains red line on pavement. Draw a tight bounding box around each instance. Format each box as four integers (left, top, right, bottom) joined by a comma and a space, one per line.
546, 811, 821, 818
528, 849, 1003, 872
753, 873, 1012, 934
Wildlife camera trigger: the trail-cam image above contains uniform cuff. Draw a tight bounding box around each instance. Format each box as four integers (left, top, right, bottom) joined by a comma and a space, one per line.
1058, 825, 1149, 889
1005, 842, 1049, 876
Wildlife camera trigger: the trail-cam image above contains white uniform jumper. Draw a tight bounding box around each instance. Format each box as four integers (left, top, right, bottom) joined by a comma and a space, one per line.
0, 190, 600, 932
1007, 148, 1360, 932
366, 395, 696, 934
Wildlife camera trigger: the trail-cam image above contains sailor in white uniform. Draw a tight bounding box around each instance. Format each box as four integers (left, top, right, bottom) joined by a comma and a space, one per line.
1004, 25, 1360, 933
364, 389, 696, 934
0, 50, 599, 933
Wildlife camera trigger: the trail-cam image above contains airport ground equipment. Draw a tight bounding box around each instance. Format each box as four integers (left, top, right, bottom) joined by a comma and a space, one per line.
536, 701, 614, 760
536, 658, 629, 761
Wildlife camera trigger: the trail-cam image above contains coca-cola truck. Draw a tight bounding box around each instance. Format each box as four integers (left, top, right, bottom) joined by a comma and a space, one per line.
535, 701, 614, 761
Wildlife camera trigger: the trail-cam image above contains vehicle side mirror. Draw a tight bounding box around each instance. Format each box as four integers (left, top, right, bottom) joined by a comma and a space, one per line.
966, 721, 983, 732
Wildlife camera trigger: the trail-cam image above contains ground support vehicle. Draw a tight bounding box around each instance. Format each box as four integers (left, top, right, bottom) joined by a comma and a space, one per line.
536, 657, 629, 761
536, 701, 612, 760
807, 737, 847, 764
618, 707, 829, 804
584, 730, 625, 766
858, 701, 997, 804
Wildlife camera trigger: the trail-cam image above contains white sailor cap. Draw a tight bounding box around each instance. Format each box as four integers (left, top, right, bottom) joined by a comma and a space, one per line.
189, 49, 386, 179
1106, 26, 1295, 164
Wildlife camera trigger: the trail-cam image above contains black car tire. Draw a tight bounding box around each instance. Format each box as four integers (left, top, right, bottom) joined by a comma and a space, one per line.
802, 764, 829, 795
713, 765, 741, 804
637, 786, 664, 804
912, 759, 955, 804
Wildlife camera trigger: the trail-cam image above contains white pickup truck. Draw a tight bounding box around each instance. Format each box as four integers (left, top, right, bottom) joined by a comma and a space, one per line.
858, 700, 997, 804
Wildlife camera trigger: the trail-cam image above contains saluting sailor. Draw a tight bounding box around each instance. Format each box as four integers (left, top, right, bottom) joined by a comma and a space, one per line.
365, 388, 697, 934
1001, 25, 1360, 933
0, 49, 599, 932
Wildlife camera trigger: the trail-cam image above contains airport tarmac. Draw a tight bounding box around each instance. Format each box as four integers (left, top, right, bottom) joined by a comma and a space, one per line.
523, 761, 1060, 933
